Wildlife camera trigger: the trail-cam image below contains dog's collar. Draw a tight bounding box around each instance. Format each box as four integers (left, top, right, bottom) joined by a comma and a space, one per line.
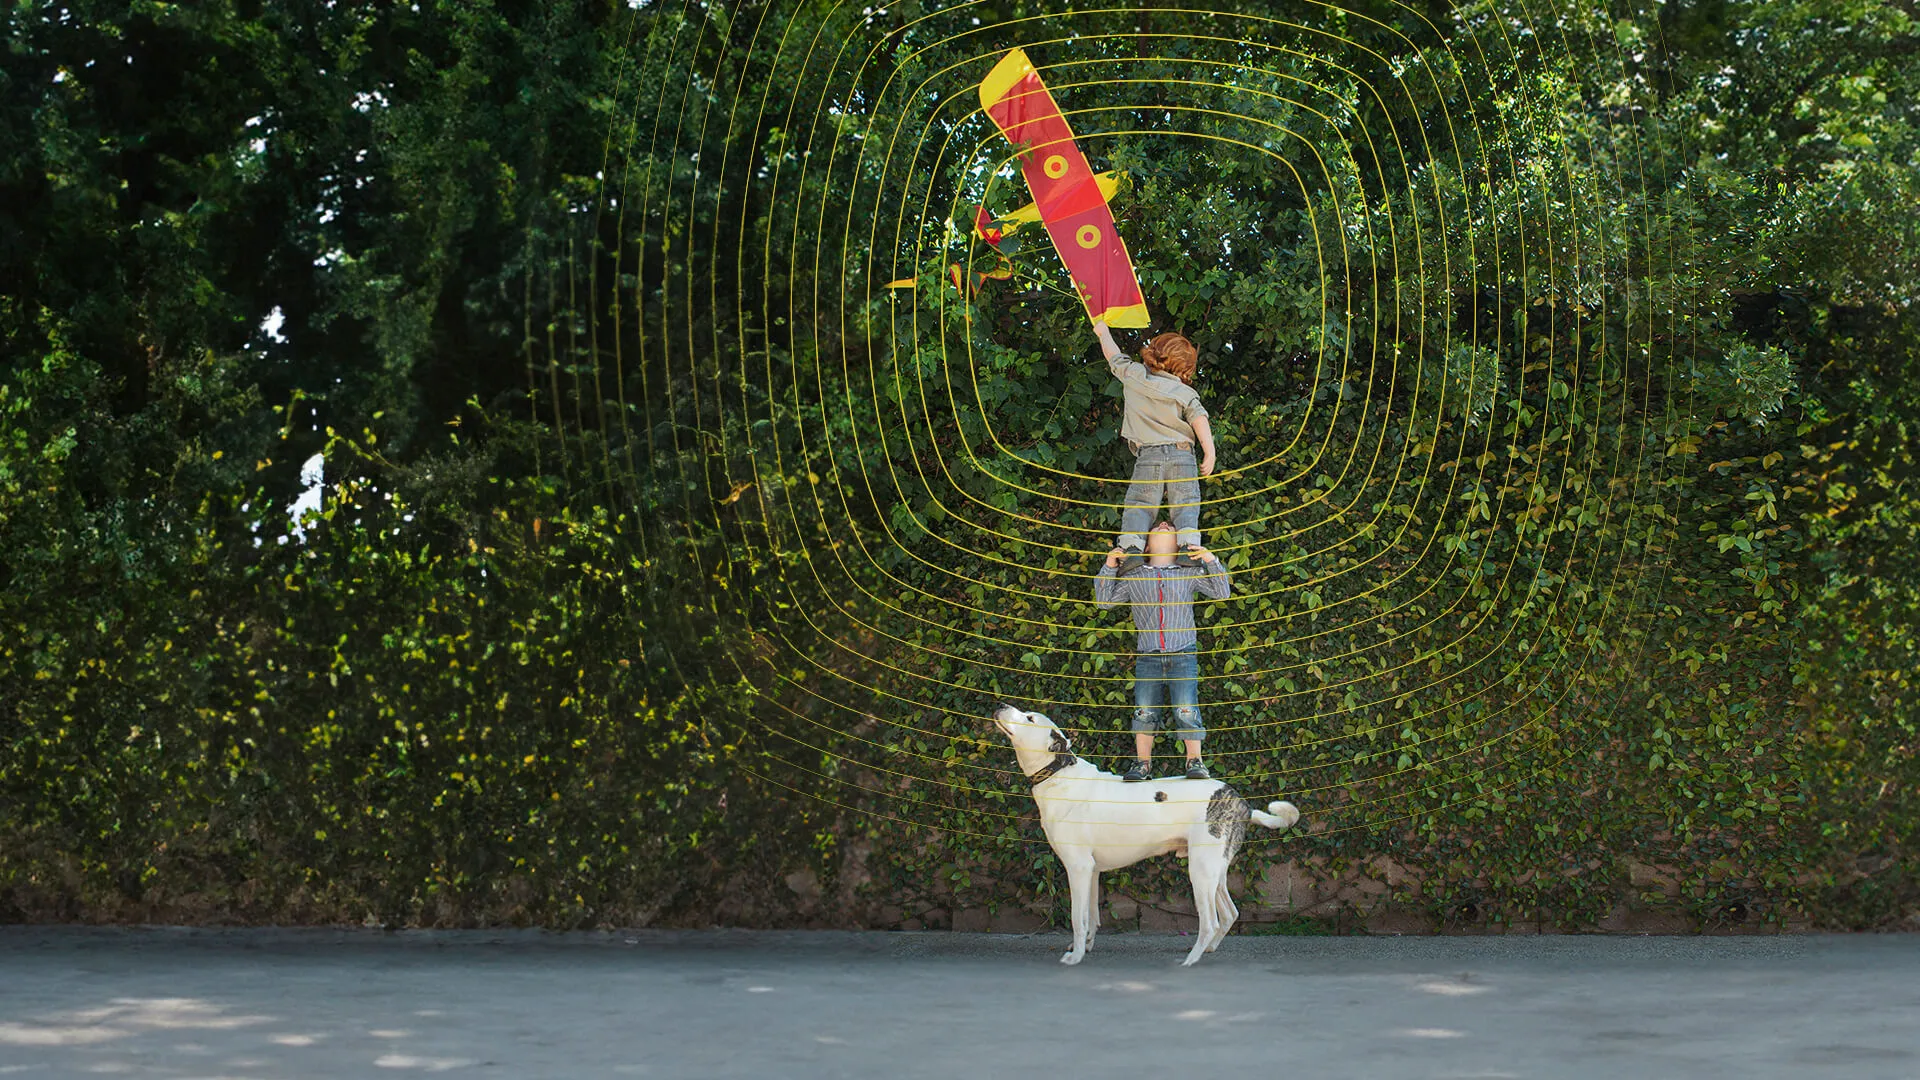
1027, 752, 1077, 787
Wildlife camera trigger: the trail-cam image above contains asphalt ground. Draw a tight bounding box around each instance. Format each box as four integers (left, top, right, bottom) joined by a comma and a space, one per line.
2, 927, 1918, 1079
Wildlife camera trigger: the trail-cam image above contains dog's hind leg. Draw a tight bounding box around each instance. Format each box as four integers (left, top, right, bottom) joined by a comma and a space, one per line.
1182, 849, 1224, 966
1201, 785, 1251, 955
1061, 852, 1098, 965
1207, 880, 1237, 952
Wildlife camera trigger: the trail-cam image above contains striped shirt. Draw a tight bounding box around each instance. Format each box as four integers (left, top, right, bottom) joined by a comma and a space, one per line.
1093, 562, 1232, 654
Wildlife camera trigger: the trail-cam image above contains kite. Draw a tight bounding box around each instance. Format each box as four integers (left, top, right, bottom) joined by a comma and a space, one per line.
978, 47, 1150, 328
881, 49, 1144, 316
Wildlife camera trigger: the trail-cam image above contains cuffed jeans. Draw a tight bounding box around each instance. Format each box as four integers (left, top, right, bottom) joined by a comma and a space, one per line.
1130, 647, 1204, 742
1117, 443, 1202, 551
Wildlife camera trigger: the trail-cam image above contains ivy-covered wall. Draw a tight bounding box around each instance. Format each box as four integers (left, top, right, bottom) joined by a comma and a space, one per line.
3, 0, 1914, 931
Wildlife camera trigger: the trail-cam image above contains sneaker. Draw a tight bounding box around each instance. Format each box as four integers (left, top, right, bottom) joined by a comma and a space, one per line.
1173, 544, 1203, 568
1117, 545, 1146, 576
1184, 759, 1210, 780
1122, 759, 1153, 782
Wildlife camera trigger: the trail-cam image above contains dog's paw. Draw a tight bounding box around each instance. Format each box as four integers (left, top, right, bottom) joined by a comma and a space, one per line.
1060, 952, 1084, 966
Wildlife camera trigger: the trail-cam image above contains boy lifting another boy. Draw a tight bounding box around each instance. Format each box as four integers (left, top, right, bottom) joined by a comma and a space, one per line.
1094, 521, 1231, 781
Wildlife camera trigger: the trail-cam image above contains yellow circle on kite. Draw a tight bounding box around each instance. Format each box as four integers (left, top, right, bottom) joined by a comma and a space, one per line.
1076, 224, 1102, 249
1043, 155, 1069, 179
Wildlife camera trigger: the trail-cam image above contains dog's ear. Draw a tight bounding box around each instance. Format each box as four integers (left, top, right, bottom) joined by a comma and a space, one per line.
1048, 730, 1071, 754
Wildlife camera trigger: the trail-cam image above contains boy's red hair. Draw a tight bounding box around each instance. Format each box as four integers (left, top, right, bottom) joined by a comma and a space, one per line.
1141, 332, 1198, 385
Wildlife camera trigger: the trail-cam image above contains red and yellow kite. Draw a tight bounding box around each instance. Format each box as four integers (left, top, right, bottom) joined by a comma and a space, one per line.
978, 48, 1150, 328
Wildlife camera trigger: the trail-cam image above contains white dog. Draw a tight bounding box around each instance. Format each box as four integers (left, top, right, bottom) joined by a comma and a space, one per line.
990, 704, 1301, 966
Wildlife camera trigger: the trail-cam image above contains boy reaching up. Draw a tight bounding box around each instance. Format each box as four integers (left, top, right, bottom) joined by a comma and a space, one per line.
1092, 318, 1216, 575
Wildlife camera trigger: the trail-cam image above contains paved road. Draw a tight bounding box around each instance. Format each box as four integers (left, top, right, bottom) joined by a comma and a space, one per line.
2, 928, 1918, 1079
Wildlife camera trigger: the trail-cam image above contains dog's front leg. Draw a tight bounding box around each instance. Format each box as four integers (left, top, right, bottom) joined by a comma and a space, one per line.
1060, 853, 1098, 965
1090, 872, 1102, 946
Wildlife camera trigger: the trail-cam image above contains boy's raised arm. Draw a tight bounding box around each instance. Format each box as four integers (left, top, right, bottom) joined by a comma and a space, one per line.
1092, 318, 1143, 382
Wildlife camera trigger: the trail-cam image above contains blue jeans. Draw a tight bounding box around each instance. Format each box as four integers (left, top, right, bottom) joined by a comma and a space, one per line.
1118, 443, 1201, 551
1131, 648, 1204, 742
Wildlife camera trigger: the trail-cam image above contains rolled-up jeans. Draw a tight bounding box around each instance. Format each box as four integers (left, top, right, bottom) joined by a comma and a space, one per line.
1117, 443, 1201, 550
1130, 647, 1204, 742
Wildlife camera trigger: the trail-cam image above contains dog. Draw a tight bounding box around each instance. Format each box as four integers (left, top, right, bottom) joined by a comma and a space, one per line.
990, 704, 1301, 966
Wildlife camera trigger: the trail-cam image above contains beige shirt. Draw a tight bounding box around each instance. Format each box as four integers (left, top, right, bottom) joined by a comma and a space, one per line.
1108, 352, 1206, 449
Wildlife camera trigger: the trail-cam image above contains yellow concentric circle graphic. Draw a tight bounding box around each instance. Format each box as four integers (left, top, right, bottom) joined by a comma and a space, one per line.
566, 0, 1742, 873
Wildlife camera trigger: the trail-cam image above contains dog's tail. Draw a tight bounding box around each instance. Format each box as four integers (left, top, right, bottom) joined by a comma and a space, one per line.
1250, 800, 1301, 830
